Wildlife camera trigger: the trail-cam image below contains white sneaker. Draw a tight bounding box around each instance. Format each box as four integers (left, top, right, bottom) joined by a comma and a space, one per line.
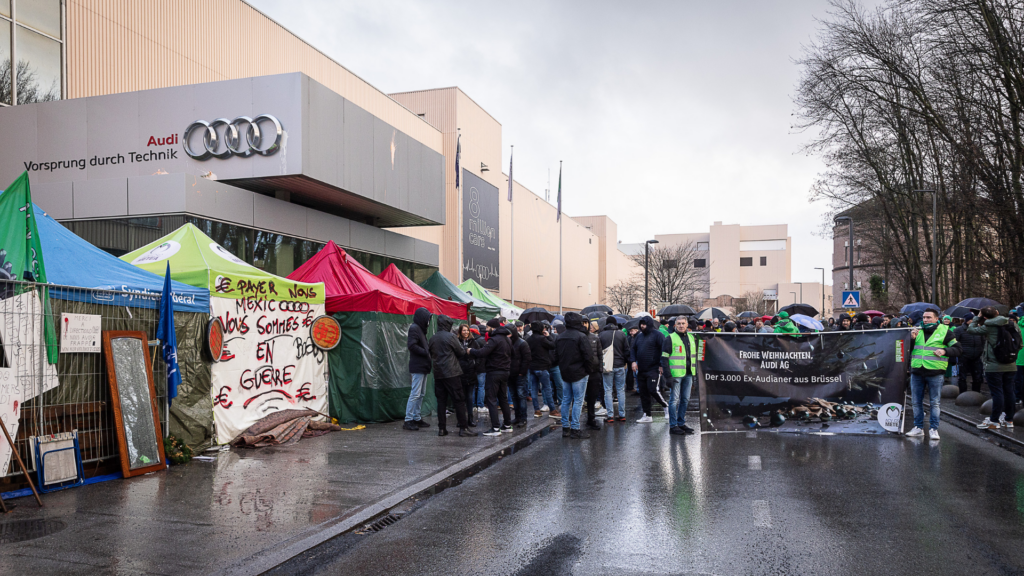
977, 417, 998, 430
595, 407, 608, 417
664, 408, 669, 418
1006, 421, 1015, 430
541, 405, 550, 412
595, 402, 603, 410
905, 426, 924, 437
929, 429, 940, 441
637, 415, 653, 423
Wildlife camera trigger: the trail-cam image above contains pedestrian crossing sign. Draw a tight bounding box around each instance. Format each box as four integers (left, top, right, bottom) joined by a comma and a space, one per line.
842, 291, 860, 308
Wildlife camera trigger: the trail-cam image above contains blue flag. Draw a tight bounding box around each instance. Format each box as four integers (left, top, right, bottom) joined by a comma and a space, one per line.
157, 262, 181, 400
556, 162, 562, 222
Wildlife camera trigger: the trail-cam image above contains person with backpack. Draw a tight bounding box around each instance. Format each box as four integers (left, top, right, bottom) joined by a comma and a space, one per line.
599, 316, 629, 424
969, 306, 1022, 430
906, 307, 962, 440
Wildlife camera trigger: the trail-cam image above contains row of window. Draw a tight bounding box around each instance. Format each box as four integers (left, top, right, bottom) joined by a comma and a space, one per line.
691, 257, 769, 268
0, 0, 63, 106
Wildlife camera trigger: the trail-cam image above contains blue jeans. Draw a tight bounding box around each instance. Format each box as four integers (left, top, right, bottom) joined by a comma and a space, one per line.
529, 370, 555, 410
548, 366, 564, 406
668, 375, 693, 427
910, 373, 943, 430
475, 373, 486, 408
560, 376, 588, 430
602, 367, 627, 418
405, 372, 428, 422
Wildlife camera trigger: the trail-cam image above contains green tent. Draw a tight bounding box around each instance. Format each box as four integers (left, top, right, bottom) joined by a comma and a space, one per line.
458, 278, 522, 319
420, 271, 500, 321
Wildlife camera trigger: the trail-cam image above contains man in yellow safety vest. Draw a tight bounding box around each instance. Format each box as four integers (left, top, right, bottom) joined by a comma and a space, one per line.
662, 316, 699, 435
907, 308, 962, 441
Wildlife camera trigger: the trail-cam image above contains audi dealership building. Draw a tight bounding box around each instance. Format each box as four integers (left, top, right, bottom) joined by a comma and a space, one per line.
0, 0, 636, 310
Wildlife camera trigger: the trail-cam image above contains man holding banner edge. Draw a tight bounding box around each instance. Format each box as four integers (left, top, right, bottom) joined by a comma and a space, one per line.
907, 308, 961, 440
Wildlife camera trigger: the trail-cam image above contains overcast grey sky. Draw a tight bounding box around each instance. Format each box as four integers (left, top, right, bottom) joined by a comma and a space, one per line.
250, 0, 848, 284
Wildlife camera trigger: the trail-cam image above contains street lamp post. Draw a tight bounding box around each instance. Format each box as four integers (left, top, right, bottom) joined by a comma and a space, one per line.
814, 267, 825, 319
790, 292, 797, 308
644, 239, 659, 314
834, 216, 854, 294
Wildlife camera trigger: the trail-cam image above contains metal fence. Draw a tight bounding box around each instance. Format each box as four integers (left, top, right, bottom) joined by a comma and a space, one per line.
0, 281, 169, 484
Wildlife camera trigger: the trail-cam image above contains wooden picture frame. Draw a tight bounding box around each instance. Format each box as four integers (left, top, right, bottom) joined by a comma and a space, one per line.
102, 330, 166, 478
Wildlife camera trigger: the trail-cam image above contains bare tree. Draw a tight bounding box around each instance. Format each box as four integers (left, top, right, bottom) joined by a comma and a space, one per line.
627, 241, 710, 309
607, 279, 642, 316
736, 289, 774, 316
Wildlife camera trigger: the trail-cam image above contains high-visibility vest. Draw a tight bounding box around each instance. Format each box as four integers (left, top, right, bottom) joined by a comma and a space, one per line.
663, 331, 697, 377
911, 325, 955, 371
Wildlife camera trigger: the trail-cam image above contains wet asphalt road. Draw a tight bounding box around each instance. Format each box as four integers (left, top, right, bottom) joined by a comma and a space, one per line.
283, 420, 1024, 576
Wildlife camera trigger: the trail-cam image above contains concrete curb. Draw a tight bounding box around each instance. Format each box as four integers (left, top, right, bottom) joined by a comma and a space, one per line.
217, 422, 556, 576
941, 410, 1024, 450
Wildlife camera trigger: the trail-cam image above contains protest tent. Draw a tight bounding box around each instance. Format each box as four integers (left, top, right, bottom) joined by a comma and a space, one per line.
288, 242, 462, 423
418, 270, 500, 321
458, 278, 522, 319
377, 264, 471, 321
122, 224, 329, 445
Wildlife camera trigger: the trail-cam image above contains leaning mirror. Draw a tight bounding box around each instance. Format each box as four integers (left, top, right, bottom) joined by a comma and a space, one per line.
103, 331, 165, 478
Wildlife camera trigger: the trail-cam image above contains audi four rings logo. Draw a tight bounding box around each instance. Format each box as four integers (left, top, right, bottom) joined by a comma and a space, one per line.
183, 115, 284, 160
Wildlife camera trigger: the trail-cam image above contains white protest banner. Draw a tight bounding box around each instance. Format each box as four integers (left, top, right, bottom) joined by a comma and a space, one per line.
210, 296, 329, 444
60, 313, 102, 353
0, 291, 59, 401
0, 368, 19, 476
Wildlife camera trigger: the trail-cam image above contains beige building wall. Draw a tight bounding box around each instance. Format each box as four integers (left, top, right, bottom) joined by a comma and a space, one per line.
778, 282, 833, 319
575, 215, 641, 304
65, 0, 442, 153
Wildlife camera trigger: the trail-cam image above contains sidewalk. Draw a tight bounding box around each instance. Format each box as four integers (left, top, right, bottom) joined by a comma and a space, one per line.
940, 395, 1024, 446
0, 412, 555, 576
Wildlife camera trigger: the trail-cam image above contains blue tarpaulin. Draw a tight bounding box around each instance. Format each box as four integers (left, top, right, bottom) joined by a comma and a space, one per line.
0, 196, 210, 313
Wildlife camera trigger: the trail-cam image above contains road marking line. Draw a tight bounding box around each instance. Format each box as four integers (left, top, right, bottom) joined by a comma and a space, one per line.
748, 455, 762, 470
753, 500, 772, 527
746, 430, 757, 438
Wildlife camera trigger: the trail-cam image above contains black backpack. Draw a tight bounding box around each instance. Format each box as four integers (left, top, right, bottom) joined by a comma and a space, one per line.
992, 324, 1022, 364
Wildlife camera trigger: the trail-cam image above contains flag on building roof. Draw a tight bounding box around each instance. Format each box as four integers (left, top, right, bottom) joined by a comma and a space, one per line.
455, 133, 461, 190
556, 162, 562, 222
507, 146, 514, 202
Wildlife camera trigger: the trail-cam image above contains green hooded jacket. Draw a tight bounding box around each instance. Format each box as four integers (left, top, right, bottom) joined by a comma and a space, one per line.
1018, 317, 1024, 366
773, 314, 800, 335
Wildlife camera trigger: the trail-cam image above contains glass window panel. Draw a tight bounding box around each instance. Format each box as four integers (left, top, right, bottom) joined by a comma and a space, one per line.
16, 0, 60, 38
0, 0, 10, 18
0, 21, 9, 105
15, 25, 60, 103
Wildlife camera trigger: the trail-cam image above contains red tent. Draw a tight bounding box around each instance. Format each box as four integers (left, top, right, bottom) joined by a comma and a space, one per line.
378, 264, 437, 300
288, 242, 468, 319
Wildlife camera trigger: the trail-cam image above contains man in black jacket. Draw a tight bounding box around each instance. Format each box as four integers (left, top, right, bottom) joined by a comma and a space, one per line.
428, 316, 477, 437
954, 312, 985, 392
555, 312, 598, 439
509, 322, 532, 428
469, 318, 514, 436
631, 316, 667, 423
600, 317, 629, 423
404, 307, 432, 431
584, 320, 605, 431
527, 322, 557, 418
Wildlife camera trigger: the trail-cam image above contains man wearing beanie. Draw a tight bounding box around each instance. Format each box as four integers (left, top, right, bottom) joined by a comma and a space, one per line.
773, 311, 800, 334
527, 321, 557, 418
469, 318, 515, 436
555, 312, 599, 438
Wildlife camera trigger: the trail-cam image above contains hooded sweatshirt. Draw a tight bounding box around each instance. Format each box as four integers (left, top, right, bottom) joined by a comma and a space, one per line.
554, 312, 597, 383
630, 317, 666, 374
428, 316, 465, 380
527, 322, 556, 370
407, 307, 432, 374
773, 313, 800, 335
599, 323, 629, 369
509, 328, 532, 377
967, 316, 1017, 372
469, 325, 513, 372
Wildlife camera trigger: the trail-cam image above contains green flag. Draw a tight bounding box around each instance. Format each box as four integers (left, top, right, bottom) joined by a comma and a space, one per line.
0, 171, 58, 364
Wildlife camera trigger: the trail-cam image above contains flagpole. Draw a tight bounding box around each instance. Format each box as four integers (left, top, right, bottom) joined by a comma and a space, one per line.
558, 160, 563, 315
509, 145, 514, 307
456, 129, 462, 282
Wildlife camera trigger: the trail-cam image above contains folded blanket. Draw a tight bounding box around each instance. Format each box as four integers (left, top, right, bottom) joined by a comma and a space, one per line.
230, 409, 341, 448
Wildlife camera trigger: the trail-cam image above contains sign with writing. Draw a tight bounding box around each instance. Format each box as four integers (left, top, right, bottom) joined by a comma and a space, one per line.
60, 313, 102, 353
0, 367, 19, 476
210, 296, 329, 444
462, 170, 500, 290
0, 291, 59, 401
698, 330, 911, 434
310, 315, 341, 350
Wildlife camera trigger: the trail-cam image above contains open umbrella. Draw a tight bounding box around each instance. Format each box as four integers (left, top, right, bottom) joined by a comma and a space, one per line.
658, 304, 696, 317
586, 311, 609, 322
695, 307, 730, 321
581, 304, 613, 316
736, 311, 759, 319
625, 318, 642, 331
900, 302, 939, 324
761, 315, 773, 322
612, 314, 631, 325
519, 307, 555, 323
956, 298, 1008, 315
790, 314, 824, 332
780, 303, 819, 317
943, 305, 973, 319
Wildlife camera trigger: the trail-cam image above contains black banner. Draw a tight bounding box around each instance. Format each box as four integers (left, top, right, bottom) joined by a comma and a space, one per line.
697, 330, 912, 434
462, 170, 499, 290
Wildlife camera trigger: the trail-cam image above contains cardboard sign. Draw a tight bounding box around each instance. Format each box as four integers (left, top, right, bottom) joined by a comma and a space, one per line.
0, 291, 59, 401
61, 313, 102, 353
0, 367, 19, 476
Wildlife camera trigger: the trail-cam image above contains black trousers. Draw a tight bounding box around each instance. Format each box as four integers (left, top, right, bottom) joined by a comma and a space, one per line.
484, 371, 512, 429
460, 372, 478, 424
638, 371, 667, 416
959, 357, 985, 393
585, 373, 604, 424
434, 376, 468, 431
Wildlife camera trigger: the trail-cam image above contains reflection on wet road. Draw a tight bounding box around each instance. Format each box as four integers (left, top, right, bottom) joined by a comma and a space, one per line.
300, 423, 1024, 576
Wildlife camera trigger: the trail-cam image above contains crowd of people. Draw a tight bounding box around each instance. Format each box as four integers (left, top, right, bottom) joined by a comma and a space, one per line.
400, 302, 1024, 442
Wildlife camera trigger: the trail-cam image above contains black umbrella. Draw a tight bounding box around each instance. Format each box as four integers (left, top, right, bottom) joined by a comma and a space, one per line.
956, 297, 1008, 315
519, 307, 555, 323
581, 304, 613, 316
586, 311, 609, 321
900, 302, 939, 324
625, 318, 642, 331
780, 303, 819, 318
658, 304, 695, 317
737, 311, 759, 319
942, 305, 973, 319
